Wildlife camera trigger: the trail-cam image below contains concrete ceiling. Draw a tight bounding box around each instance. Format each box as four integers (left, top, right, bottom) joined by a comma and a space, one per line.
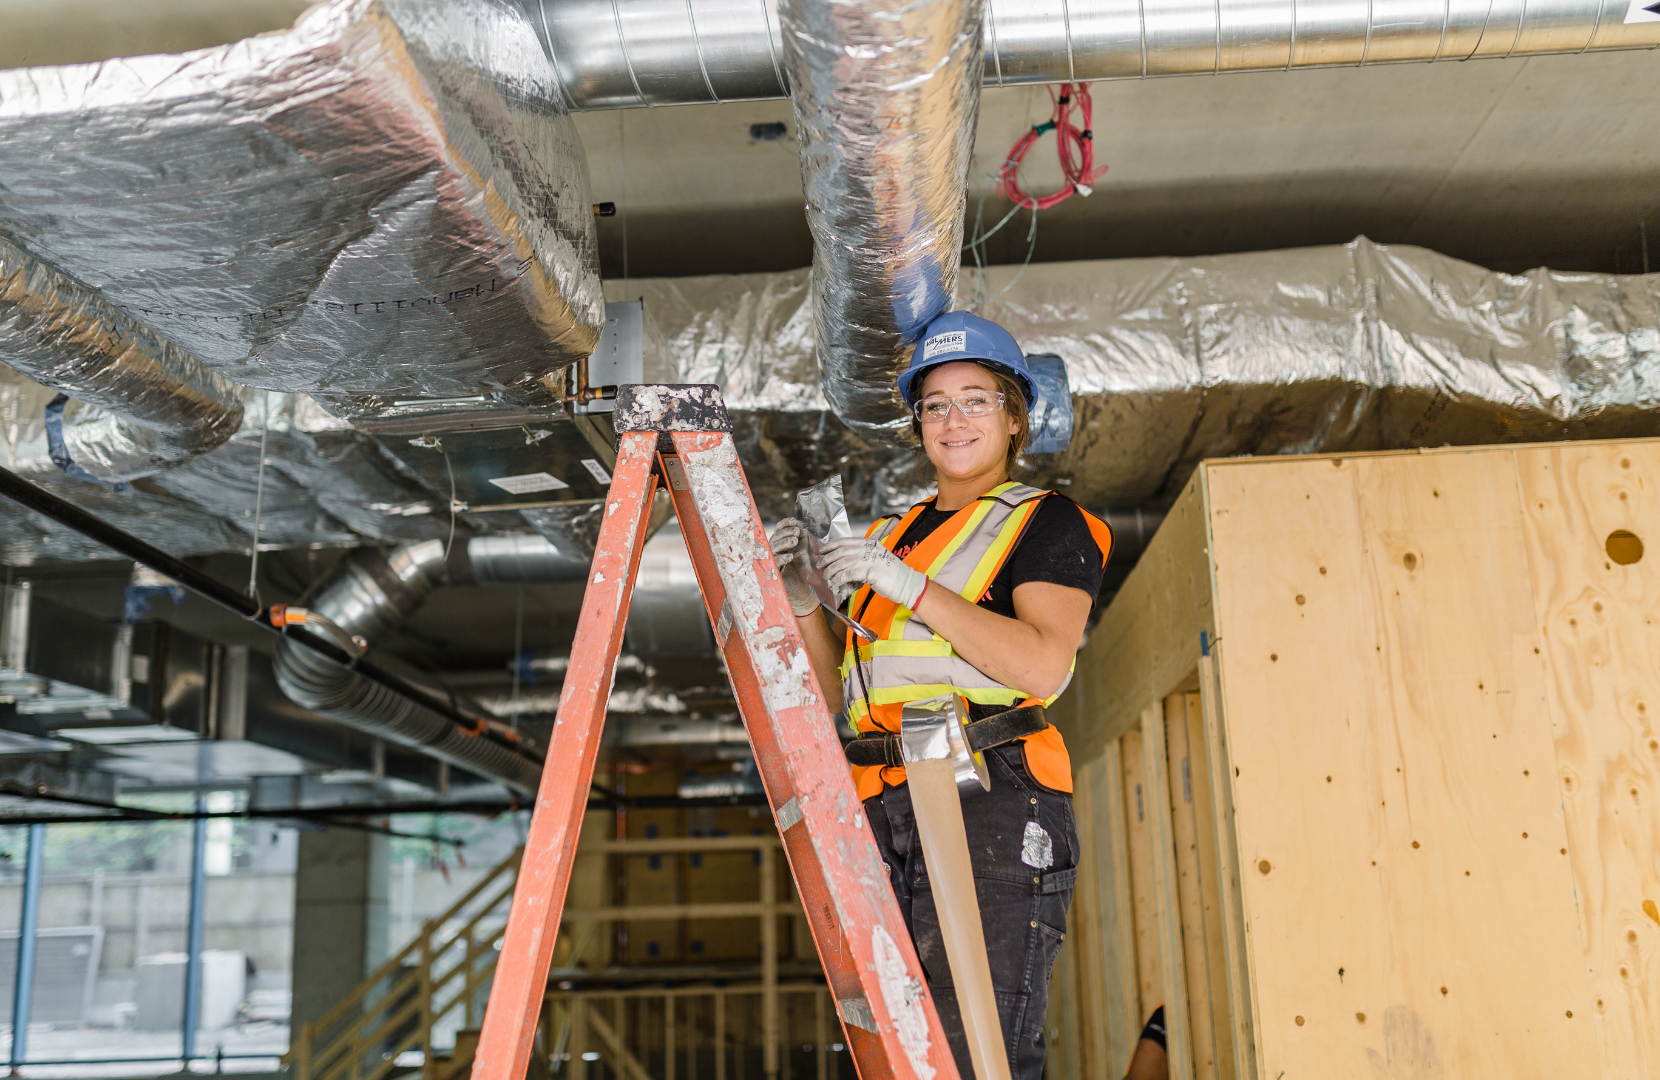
3, 0, 1655, 280
579, 49, 1660, 281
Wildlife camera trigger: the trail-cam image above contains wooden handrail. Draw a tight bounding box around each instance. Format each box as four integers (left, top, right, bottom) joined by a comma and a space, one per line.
305, 967, 421, 1077
287, 832, 803, 1080
308, 846, 525, 1037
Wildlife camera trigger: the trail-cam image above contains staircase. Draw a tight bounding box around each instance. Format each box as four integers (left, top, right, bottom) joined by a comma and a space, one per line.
286, 846, 525, 1080
283, 833, 846, 1080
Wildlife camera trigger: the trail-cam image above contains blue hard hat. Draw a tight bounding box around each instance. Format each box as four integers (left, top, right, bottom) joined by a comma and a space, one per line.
898, 311, 1036, 408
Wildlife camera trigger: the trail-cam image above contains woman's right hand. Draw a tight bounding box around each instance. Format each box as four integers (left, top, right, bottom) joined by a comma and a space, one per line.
768, 518, 821, 616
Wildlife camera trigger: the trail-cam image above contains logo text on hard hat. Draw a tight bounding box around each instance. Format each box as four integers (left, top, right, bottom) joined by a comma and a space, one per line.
922, 331, 966, 360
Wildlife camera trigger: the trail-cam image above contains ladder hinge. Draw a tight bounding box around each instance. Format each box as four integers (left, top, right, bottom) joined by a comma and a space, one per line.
663, 457, 690, 491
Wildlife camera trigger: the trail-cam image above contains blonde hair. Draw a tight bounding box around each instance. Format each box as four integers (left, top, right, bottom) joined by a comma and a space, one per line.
909, 363, 1030, 477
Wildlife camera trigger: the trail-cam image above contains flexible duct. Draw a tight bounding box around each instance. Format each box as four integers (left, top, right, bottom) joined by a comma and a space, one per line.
0, 234, 244, 482
523, 0, 1660, 109
777, 0, 987, 438
273, 538, 544, 793
0, 0, 603, 422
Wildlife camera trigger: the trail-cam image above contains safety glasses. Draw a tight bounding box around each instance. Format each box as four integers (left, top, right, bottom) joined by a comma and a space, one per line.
913, 392, 1007, 423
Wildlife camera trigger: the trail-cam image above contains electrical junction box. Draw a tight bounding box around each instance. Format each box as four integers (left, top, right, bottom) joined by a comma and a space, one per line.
574, 300, 651, 415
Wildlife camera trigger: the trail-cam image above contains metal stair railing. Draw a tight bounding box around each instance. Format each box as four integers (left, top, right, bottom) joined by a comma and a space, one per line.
285, 845, 525, 1080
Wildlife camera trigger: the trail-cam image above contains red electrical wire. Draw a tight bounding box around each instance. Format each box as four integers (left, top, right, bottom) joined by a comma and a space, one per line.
996, 83, 1108, 211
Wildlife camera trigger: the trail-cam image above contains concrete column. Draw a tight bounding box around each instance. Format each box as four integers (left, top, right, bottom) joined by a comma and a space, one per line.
290, 826, 389, 1030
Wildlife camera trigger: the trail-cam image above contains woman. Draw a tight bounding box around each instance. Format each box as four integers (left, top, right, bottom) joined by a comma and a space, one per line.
769, 310, 1113, 1080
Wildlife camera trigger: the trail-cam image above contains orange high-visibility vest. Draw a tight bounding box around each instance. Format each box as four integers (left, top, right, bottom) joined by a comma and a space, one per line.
839, 481, 1113, 798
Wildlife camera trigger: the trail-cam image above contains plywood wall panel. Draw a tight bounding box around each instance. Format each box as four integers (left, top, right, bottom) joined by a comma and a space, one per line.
1206, 452, 1601, 1079
1515, 442, 1660, 1078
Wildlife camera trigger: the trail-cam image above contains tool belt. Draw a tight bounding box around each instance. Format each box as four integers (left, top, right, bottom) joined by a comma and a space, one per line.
843, 704, 1047, 769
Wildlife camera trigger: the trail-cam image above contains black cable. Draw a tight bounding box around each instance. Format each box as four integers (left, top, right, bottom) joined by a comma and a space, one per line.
0, 465, 543, 768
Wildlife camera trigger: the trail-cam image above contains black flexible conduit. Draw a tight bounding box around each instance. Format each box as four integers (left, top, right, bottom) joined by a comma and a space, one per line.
0, 464, 544, 773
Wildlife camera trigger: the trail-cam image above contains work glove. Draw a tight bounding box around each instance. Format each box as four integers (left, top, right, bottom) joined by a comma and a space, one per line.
819, 536, 928, 611
767, 518, 822, 617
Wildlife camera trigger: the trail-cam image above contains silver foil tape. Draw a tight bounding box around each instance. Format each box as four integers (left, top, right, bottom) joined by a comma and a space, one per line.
777, 0, 985, 439
0, 0, 603, 420
0, 235, 244, 482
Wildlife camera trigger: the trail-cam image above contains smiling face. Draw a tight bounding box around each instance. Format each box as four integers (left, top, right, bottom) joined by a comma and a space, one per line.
915, 361, 1021, 487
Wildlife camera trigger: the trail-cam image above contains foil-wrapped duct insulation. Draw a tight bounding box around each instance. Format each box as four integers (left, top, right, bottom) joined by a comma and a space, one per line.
0, 236, 244, 482
518, 501, 607, 561
526, 0, 1660, 109
778, 0, 985, 439
0, 366, 453, 565
272, 539, 545, 793
0, 0, 604, 420
978, 237, 1660, 505
8, 241, 1657, 564
626, 237, 1660, 513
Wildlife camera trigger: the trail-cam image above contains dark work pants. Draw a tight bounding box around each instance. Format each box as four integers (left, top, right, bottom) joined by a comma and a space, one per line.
864, 743, 1079, 1080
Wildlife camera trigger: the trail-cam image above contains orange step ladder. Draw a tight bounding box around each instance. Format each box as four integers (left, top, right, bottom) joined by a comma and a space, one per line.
471, 385, 962, 1080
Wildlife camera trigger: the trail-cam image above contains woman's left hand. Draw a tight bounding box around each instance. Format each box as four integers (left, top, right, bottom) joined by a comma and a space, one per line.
819, 537, 928, 609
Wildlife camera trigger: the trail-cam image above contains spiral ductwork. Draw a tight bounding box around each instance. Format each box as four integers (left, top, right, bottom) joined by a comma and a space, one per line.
523, 0, 1660, 110
273, 538, 545, 793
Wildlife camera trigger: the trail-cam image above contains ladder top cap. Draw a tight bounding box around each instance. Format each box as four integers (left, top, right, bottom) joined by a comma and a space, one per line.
614, 384, 731, 433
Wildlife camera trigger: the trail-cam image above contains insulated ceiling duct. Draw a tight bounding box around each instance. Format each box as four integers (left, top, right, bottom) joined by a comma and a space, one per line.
0, 235, 243, 483
629, 238, 1660, 511
0, 0, 604, 421
522, 0, 1660, 110
7, 242, 1657, 562
777, 0, 987, 438
0, 368, 458, 564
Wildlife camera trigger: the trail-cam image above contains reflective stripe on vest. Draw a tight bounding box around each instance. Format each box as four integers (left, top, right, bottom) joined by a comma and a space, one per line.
839, 482, 1068, 732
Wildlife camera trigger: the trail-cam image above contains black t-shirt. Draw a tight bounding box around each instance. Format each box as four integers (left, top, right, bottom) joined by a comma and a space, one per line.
872, 492, 1106, 619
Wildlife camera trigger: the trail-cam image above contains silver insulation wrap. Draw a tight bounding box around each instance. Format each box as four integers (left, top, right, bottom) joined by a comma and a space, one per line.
627, 238, 1660, 512
6, 240, 1657, 561
778, 0, 986, 438
524, 0, 1660, 109
272, 539, 544, 793
0, 368, 451, 565
0, 0, 604, 420
0, 236, 244, 482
